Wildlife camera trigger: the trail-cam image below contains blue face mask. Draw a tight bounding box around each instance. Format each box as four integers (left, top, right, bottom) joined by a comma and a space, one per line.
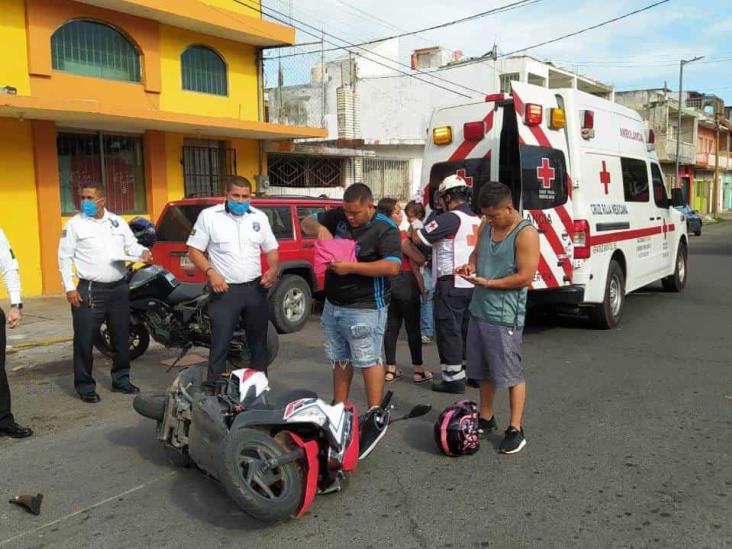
81, 199, 98, 217
227, 199, 250, 216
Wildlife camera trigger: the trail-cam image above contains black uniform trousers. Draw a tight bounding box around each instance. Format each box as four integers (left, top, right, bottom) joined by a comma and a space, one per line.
0, 308, 15, 428
207, 280, 269, 381
434, 277, 473, 380
72, 279, 131, 395
384, 271, 423, 366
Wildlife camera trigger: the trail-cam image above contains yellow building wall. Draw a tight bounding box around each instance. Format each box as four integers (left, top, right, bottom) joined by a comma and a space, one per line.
0, 119, 42, 298
159, 24, 259, 121
165, 133, 186, 203
0, 0, 32, 96
203, 0, 262, 17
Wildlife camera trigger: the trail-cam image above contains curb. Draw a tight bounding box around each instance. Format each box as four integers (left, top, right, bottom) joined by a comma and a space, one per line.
6, 336, 73, 354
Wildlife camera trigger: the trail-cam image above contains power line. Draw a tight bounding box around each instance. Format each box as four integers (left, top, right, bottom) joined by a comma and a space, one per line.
262, 0, 540, 60
235, 0, 491, 98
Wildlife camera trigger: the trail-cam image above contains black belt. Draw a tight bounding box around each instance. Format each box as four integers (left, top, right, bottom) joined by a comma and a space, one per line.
437, 275, 455, 282
229, 277, 261, 287
78, 278, 125, 289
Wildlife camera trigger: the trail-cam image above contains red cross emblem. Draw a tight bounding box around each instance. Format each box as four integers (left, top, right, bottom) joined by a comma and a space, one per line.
455, 169, 474, 187
536, 158, 555, 189
599, 161, 611, 195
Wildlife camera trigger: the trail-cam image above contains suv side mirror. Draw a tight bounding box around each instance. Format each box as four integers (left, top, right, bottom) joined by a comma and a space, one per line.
670, 188, 685, 208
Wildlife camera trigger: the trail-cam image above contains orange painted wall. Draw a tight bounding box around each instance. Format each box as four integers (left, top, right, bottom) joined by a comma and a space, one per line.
31, 120, 64, 295
144, 130, 168, 222
27, 0, 162, 108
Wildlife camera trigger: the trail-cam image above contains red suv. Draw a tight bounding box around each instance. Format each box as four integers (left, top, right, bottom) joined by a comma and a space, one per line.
153, 195, 341, 333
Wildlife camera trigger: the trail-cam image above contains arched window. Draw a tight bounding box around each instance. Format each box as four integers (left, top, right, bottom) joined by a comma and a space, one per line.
181, 46, 227, 96
51, 20, 141, 82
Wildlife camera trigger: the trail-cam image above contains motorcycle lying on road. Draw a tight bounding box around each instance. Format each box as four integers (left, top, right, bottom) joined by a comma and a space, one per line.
93, 264, 279, 369
134, 367, 430, 521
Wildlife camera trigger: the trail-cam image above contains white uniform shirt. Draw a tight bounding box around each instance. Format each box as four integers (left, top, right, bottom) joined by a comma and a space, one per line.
186, 204, 278, 284
58, 210, 147, 292
0, 228, 22, 304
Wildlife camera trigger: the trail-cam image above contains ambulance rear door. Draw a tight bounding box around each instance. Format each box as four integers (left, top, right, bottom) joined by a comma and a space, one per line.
510, 82, 575, 290
421, 97, 503, 210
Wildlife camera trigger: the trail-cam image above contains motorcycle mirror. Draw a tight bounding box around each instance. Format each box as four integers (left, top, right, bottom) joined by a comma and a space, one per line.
406, 404, 432, 419
9, 493, 43, 516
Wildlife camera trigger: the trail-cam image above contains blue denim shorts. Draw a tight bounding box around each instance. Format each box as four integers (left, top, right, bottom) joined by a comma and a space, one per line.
321, 300, 387, 369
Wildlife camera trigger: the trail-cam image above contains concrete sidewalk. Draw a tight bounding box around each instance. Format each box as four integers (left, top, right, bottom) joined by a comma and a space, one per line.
4, 295, 72, 353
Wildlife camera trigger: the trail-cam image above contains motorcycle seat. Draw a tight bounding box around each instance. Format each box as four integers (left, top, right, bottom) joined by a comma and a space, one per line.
166, 282, 206, 305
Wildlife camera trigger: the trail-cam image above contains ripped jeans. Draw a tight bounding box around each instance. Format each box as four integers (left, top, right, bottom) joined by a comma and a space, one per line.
321, 299, 387, 369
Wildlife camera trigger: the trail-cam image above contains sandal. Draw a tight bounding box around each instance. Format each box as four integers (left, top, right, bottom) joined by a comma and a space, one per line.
412, 369, 433, 384
385, 366, 403, 383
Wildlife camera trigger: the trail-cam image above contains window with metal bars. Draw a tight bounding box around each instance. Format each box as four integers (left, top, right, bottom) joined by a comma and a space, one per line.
51, 20, 141, 82
267, 154, 342, 188
181, 46, 228, 96
57, 132, 146, 215
182, 141, 237, 197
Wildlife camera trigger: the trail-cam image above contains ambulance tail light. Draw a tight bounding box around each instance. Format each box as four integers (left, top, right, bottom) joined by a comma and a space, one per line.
433, 126, 453, 145
485, 93, 504, 102
581, 110, 595, 140
463, 121, 485, 142
525, 103, 543, 126
573, 220, 591, 259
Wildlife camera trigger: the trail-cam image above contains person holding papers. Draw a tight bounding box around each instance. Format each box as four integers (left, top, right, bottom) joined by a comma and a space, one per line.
58, 182, 152, 403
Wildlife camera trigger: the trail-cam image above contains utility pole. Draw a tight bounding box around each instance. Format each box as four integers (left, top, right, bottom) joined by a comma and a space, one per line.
674, 56, 704, 189
713, 112, 720, 217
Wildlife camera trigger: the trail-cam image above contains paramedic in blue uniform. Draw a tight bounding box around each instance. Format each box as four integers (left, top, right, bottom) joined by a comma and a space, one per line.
186, 175, 279, 382
0, 228, 32, 438
413, 174, 480, 394
58, 182, 152, 403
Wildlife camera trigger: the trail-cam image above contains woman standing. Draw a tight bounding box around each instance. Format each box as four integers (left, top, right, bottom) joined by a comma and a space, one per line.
376, 198, 432, 384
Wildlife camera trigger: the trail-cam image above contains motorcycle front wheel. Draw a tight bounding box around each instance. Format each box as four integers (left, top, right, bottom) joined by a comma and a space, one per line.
219, 427, 303, 522
94, 321, 151, 361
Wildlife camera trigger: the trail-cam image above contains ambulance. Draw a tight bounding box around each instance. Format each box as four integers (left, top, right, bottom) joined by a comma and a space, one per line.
421, 81, 688, 328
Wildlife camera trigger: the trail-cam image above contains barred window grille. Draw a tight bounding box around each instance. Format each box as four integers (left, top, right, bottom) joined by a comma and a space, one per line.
268, 154, 342, 188
181, 46, 228, 96
51, 20, 141, 82
183, 142, 237, 197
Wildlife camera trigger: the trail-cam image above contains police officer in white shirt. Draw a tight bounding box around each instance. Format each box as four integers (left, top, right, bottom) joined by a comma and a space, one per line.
58, 182, 152, 403
187, 176, 279, 382
0, 228, 32, 438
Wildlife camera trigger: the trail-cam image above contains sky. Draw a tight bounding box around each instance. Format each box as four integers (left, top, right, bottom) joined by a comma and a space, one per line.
261, 0, 732, 105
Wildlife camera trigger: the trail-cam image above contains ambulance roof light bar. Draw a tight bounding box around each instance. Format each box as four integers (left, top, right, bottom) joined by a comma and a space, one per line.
485, 93, 504, 102
581, 110, 595, 140
433, 126, 453, 145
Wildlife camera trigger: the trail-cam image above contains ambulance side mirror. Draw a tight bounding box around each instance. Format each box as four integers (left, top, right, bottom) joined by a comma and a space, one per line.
670, 188, 685, 208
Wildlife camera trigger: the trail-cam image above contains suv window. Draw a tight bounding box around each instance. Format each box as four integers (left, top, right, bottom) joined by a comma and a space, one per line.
156, 205, 207, 242
520, 145, 568, 210
651, 163, 668, 207
259, 206, 294, 240
297, 206, 325, 237
621, 157, 649, 202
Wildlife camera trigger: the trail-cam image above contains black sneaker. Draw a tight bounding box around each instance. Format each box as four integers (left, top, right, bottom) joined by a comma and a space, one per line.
477, 416, 497, 438
500, 426, 526, 454
431, 379, 466, 394
358, 406, 390, 460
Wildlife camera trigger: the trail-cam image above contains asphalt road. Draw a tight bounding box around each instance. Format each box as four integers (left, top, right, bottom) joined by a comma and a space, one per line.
1, 224, 730, 549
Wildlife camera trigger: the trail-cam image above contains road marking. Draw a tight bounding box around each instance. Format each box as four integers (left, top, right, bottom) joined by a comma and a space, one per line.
0, 471, 176, 547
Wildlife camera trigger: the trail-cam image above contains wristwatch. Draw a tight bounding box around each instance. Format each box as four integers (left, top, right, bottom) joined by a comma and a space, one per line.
10, 303, 22, 310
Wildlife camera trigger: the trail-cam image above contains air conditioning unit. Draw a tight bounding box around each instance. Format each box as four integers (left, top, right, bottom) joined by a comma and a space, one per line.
255, 174, 270, 191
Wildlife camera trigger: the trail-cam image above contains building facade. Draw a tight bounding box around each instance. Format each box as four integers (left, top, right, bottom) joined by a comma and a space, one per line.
0, 0, 325, 297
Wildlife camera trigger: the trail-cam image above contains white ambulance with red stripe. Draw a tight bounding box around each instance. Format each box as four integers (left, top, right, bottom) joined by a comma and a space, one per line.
421, 81, 688, 328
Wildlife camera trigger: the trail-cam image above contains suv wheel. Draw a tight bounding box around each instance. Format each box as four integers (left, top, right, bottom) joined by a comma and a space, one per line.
270, 275, 312, 333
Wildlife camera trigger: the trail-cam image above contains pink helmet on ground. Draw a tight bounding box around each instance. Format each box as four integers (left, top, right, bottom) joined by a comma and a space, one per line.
434, 400, 480, 457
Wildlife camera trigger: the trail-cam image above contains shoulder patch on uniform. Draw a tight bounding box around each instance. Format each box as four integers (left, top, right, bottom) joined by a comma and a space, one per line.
252, 221, 261, 232
110, 218, 119, 228
425, 220, 439, 233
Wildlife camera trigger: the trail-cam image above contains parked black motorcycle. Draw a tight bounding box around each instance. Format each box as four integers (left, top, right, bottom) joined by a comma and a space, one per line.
93, 264, 279, 369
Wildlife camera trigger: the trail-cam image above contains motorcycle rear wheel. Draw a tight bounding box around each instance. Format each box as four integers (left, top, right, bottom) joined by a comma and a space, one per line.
94, 321, 151, 361
220, 427, 303, 522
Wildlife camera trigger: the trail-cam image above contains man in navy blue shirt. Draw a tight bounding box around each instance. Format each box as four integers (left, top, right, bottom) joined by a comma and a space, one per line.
302, 183, 401, 458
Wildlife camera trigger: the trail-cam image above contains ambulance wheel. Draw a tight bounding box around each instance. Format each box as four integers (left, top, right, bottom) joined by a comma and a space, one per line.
662, 242, 687, 292
590, 260, 625, 330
